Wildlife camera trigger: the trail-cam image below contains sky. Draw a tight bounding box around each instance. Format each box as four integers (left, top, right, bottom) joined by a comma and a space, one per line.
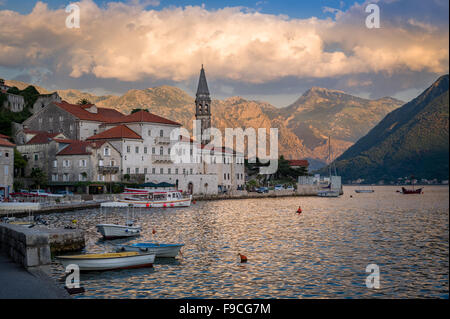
0, 0, 448, 107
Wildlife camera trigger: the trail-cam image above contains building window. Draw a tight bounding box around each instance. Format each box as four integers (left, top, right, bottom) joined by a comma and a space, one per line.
168, 168, 171, 174
228, 173, 230, 180
4, 165, 8, 175
160, 168, 163, 174
59, 116, 63, 122
79, 159, 87, 167
52, 174, 58, 182
175, 168, 179, 174
152, 147, 155, 154
63, 160, 71, 167
126, 167, 130, 174
152, 168, 156, 174
224, 173, 226, 180
63, 173, 69, 181
110, 160, 115, 166
190, 168, 193, 175
135, 168, 139, 174
111, 175, 115, 181
160, 129, 163, 137
144, 168, 147, 174
127, 146, 131, 153
183, 168, 186, 175
99, 160, 104, 167
160, 146, 163, 155
135, 146, 139, 154
148, 130, 151, 136
34, 154, 38, 161
53, 160, 57, 168
144, 147, 147, 154
104, 147, 110, 156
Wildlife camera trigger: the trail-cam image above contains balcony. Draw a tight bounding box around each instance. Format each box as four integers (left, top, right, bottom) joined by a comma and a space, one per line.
155, 136, 171, 144
152, 155, 173, 163
98, 165, 120, 174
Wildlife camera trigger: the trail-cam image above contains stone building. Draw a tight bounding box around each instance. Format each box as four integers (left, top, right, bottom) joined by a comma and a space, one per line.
1, 91, 25, 112
50, 140, 122, 193
16, 101, 125, 143
31, 92, 61, 114
0, 134, 15, 198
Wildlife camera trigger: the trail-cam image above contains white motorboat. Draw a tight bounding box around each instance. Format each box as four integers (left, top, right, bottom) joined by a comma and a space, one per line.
96, 223, 142, 239
355, 189, 375, 193
101, 188, 192, 208
317, 190, 340, 197
56, 252, 155, 271
115, 242, 184, 258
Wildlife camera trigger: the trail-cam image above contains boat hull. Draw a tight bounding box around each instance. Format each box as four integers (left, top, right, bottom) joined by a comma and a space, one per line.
355, 190, 374, 193
401, 187, 423, 194
101, 197, 191, 208
116, 243, 184, 258
57, 253, 155, 271
317, 190, 340, 197
96, 224, 141, 239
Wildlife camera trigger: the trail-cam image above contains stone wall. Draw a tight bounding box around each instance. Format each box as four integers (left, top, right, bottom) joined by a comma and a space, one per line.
0, 223, 51, 270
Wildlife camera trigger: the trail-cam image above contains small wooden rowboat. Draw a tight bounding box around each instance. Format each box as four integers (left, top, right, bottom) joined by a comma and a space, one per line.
96, 223, 141, 239
115, 243, 184, 258
56, 252, 155, 271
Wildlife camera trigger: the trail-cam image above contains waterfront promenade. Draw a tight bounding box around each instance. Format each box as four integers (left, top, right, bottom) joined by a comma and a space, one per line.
0, 252, 69, 299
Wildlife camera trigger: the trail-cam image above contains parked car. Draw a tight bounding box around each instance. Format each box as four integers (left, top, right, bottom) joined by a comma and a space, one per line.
286, 185, 295, 191
55, 190, 74, 196
274, 184, 284, 191
257, 187, 269, 193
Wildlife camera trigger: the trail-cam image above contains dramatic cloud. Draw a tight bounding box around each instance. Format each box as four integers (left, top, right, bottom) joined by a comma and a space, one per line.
0, 0, 448, 100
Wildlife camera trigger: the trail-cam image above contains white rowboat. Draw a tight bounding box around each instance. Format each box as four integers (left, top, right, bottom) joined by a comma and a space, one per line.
96, 223, 142, 239
56, 252, 155, 271
115, 243, 184, 258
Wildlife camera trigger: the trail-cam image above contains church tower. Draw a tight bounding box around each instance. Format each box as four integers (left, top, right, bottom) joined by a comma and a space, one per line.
195, 65, 212, 144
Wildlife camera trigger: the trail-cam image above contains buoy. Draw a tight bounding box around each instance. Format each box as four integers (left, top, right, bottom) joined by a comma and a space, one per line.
238, 253, 247, 263
146, 203, 150, 208
296, 206, 302, 214
163, 203, 167, 208
152, 228, 156, 235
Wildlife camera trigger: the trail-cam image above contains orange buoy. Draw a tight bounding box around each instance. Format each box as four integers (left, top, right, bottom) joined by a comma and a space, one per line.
296, 206, 302, 214
238, 253, 247, 263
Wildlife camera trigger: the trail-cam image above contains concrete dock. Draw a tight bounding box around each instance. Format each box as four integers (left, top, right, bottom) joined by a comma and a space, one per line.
0, 252, 69, 299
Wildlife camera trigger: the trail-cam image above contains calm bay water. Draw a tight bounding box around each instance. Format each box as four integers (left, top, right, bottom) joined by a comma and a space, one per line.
47, 186, 449, 299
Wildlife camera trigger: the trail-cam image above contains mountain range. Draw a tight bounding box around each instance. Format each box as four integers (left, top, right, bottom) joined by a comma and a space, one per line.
329, 74, 449, 183
4, 79, 404, 167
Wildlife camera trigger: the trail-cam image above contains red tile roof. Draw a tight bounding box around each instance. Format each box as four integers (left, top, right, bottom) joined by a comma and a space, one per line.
108, 110, 180, 126
0, 133, 10, 139
287, 160, 309, 167
57, 141, 92, 156
86, 125, 142, 140
54, 101, 125, 123
26, 132, 62, 145
0, 138, 15, 147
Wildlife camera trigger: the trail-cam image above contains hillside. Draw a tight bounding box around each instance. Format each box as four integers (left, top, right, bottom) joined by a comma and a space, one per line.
329, 75, 449, 183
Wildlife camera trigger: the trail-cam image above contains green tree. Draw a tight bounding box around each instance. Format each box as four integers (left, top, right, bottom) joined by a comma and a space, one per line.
14, 149, 27, 177
131, 108, 149, 114
30, 168, 47, 189
77, 98, 92, 105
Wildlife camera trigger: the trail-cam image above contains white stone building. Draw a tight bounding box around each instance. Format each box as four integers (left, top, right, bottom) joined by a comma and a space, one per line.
0, 134, 15, 199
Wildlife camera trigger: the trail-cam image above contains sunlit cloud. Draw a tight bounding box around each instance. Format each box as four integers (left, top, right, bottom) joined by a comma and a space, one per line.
0, 0, 447, 89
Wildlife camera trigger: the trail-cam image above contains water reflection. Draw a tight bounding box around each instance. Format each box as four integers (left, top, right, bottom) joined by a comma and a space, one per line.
45, 186, 448, 299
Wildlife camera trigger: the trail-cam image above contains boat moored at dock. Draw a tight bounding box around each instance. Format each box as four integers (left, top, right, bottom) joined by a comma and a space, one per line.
96, 223, 141, 239
101, 188, 192, 208
56, 252, 155, 271
115, 242, 184, 258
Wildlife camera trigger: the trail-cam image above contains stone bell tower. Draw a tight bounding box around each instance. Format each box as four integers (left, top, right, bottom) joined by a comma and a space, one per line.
195, 65, 211, 144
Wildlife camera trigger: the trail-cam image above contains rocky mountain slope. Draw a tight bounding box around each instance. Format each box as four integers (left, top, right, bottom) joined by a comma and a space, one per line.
329, 75, 449, 183
4, 79, 403, 164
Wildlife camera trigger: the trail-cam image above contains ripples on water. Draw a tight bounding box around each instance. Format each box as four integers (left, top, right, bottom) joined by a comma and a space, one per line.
45, 186, 448, 299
